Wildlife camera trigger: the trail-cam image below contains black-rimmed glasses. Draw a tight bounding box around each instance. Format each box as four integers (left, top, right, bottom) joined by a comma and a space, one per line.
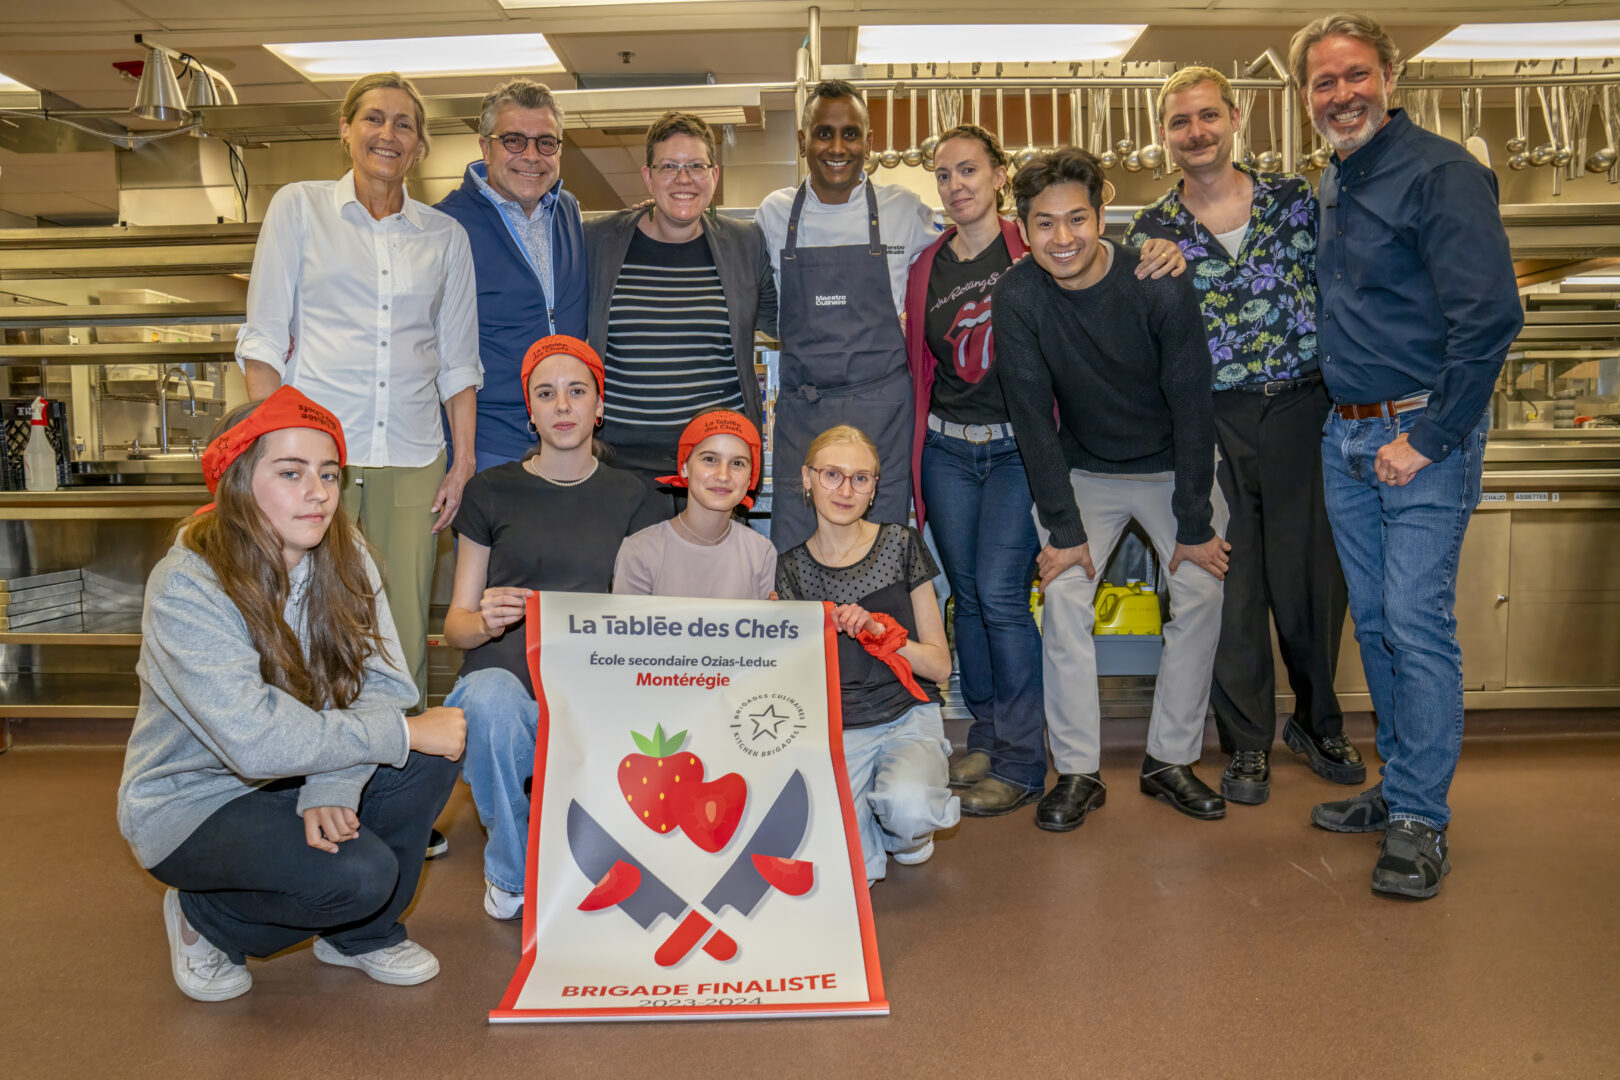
494, 132, 561, 156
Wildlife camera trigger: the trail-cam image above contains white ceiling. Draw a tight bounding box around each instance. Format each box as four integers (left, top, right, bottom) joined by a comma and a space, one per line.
0, 0, 1610, 222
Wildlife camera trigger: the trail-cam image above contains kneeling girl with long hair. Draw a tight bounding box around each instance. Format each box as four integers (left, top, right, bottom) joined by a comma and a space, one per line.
118, 387, 467, 1002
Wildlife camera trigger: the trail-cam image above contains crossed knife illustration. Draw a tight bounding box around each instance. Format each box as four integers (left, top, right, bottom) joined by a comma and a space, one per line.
567, 769, 814, 967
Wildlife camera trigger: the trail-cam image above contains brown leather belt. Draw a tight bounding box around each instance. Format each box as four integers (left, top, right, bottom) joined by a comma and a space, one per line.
1333, 393, 1430, 421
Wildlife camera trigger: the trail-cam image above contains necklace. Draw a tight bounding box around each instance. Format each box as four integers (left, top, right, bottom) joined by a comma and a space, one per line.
810, 526, 873, 567
524, 456, 597, 487
673, 513, 731, 547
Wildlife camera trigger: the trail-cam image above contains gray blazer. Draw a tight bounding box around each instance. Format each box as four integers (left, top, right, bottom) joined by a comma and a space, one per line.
583, 208, 778, 427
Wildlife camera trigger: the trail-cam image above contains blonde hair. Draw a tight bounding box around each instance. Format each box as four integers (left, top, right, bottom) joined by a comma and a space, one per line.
805, 425, 881, 471
1158, 66, 1237, 123
1289, 12, 1401, 89
340, 72, 430, 161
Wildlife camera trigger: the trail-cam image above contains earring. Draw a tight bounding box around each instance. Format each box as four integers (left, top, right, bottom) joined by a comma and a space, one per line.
527, 419, 538, 434
801, 487, 813, 505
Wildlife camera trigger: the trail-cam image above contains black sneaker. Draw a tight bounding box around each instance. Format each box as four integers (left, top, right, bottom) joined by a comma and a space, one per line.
1371, 820, 1450, 899
1282, 719, 1367, 785
425, 828, 449, 860
1310, 782, 1389, 833
1220, 749, 1270, 805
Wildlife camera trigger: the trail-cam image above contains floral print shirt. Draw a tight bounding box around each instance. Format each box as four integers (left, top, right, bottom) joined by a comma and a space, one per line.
1125, 165, 1318, 391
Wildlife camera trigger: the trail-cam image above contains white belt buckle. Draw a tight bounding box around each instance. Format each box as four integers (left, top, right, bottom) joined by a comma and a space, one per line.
963, 423, 993, 444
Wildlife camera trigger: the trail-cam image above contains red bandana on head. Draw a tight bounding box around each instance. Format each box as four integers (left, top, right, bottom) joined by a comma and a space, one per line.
655, 410, 763, 509
195, 386, 346, 514
521, 335, 605, 417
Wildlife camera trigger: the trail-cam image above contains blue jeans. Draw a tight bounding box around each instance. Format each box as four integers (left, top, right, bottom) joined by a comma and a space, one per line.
1321, 407, 1488, 830
921, 427, 1046, 791
843, 703, 961, 882
445, 668, 539, 894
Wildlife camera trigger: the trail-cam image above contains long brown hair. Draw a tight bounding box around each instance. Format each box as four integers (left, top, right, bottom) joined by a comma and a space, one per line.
182, 401, 386, 710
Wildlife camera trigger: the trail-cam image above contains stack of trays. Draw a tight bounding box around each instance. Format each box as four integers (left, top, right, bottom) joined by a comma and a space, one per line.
0, 568, 85, 630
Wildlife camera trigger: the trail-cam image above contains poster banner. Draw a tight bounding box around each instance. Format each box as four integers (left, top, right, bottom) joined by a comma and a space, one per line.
490, 591, 888, 1023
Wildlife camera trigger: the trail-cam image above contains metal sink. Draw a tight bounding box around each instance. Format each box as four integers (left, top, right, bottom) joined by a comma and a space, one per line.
69, 454, 203, 486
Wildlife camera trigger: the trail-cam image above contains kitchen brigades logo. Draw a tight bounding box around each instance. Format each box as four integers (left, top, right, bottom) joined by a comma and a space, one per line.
729, 693, 807, 757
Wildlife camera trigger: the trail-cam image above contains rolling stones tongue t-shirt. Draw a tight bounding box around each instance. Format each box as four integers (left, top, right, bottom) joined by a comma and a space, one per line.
922, 233, 1015, 425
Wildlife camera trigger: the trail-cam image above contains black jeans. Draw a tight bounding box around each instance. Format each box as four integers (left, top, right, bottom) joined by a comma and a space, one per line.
1210, 379, 1348, 753
149, 752, 460, 965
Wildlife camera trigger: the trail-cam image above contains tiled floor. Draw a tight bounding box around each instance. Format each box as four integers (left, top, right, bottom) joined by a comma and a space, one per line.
4, 712, 1617, 1079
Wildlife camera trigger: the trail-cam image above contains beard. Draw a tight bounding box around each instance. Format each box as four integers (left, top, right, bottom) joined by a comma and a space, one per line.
1311, 88, 1390, 155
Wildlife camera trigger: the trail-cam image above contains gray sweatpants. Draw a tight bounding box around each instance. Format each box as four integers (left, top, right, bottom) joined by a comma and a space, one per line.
1035, 470, 1229, 775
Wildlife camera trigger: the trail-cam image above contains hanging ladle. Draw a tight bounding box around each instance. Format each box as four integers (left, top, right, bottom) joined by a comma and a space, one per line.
1462, 87, 1490, 167
1097, 89, 1119, 169
919, 89, 941, 168
880, 88, 901, 168
1507, 86, 1530, 170
1014, 87, 1041, 168
1139, 86, 1165, 171
1587, 84, 1619, 175
1115, 87, 1136, 156
901, 89, 923, 167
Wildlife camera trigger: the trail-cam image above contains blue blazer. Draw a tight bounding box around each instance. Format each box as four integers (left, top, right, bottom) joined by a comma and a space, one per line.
436, 163, 589, 466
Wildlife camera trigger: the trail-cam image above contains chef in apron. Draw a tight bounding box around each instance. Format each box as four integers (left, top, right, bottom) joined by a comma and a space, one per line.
756, 79, 941, 552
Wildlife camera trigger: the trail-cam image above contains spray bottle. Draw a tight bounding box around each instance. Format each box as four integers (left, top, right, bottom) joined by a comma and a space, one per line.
24, 396, 58, 492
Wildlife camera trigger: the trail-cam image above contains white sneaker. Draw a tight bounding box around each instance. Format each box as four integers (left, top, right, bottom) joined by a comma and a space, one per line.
892, 838, 935, 866
312, 936, 440, 986
163, 889, 252, 1002
484, 880, 523, 921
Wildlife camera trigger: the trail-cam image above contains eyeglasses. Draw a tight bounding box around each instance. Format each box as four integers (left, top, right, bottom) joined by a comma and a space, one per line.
811, 466, 877, 494
649, 161, 716, 179
493, 132, 561, 156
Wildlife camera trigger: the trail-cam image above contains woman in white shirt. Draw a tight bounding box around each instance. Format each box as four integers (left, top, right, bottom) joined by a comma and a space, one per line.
236, 72, 483, 711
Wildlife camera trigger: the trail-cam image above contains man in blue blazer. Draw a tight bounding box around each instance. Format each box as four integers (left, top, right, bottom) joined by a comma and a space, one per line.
437, 79, 589, 468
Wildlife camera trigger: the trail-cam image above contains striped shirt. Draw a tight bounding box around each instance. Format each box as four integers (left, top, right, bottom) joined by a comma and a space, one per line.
602, 229, 741, 444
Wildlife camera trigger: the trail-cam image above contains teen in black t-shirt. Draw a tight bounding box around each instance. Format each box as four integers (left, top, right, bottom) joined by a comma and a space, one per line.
443, 337, 661, 922
774, 424, 960, 885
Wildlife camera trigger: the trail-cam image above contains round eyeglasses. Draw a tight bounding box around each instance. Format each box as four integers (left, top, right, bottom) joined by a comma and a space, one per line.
811, 466, 878, 494
494, 132, 561, 156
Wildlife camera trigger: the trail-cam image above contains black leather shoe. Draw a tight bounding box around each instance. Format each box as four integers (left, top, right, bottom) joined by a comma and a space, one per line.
1311, 782, 1389, 833
948, 750, 991, 790
1371, 820, 1450, 899
1034, 773, 1106, 832
960, 776, 1043, 817
1139, 761, 1226, 820
1221, 749, 1270, 805
1282, 719, 1367, 784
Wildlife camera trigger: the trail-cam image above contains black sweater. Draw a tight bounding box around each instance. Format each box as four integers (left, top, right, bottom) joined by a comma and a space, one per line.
992, 243, 1216, 549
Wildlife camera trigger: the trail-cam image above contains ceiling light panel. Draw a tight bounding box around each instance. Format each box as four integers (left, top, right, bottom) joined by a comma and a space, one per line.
855, 24, 1146, 65
497, 0, 710, 7
1416, 20, 1620, 60
267, 34, 562, 80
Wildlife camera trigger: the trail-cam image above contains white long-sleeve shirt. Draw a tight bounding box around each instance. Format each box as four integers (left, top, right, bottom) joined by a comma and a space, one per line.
236, 172, 484, 468
755, 175, 940, 315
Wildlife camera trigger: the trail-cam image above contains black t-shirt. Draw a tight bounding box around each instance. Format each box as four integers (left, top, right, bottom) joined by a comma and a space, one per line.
923, 233, 1014, 425
452, 461, 664, 690
774, 523, 941, 728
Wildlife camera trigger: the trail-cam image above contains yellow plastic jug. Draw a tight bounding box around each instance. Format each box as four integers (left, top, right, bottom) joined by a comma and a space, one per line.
1094, 581, 1161, 636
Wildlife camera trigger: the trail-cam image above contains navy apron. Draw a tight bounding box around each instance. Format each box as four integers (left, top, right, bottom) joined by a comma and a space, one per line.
771, 180, 914, 552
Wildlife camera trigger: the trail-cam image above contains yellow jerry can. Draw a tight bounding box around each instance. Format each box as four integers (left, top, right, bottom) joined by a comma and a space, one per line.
1093, 581, 1162, 636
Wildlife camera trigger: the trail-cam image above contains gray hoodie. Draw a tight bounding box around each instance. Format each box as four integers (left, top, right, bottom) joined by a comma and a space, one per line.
118, 538, 415, 868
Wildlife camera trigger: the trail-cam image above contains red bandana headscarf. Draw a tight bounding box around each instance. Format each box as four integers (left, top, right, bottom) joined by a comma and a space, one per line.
195, 386, 346, 514
655, 410, 763, 509
521, 335, 605, 417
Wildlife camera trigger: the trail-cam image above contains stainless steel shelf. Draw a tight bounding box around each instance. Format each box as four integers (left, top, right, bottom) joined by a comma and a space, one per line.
0, 302, 244, 329
0, 672, 139, 719
0, 341, 236, 365
0, 244, 257, 279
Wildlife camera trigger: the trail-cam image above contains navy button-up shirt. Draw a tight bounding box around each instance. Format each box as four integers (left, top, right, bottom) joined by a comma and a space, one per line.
1316, 108, 1522, 461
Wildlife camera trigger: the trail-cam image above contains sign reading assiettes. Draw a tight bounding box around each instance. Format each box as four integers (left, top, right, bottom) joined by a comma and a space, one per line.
490, 592, 888, 1022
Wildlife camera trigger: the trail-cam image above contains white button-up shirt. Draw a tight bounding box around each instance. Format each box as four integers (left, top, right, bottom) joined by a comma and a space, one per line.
236, 172, 483, 469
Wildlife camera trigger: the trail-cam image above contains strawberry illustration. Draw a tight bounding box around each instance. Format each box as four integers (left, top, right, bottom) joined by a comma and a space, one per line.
674, 773, 748, 853
618, 724, 704, 835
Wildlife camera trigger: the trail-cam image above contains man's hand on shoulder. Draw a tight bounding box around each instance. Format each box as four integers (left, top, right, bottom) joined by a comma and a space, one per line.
1135, 237, 1188, 280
